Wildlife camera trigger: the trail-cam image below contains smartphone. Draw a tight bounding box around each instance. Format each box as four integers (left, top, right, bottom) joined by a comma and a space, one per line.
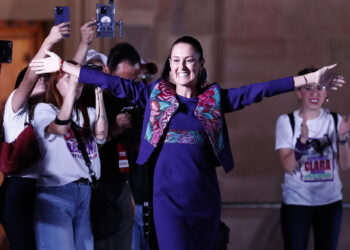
0, 40, 12, 63
54, 6, 70, 38
96, 3, 115, 38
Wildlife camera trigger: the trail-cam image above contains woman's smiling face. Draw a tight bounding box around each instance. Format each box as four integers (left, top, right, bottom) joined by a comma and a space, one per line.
297, 83, 327, 111
169, 42, 203, 89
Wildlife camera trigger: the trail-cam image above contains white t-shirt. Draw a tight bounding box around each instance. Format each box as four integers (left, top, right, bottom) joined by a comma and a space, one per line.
33, 103, 103, 187
275, 108, 343, 206
3, 90, 40, 178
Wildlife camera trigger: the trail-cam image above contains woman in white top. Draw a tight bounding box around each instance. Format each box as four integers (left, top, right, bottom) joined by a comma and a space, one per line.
33, 60, 107, 250
275, 68, 350, 250
0, 23, 70, 250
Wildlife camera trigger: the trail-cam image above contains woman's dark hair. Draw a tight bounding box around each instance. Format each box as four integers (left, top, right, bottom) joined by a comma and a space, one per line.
14, 67, 28, 89
297, 67, 318, 76
161, 36, 207, 88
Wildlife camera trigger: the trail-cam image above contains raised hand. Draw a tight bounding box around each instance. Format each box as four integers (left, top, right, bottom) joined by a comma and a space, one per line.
309, 64, 346, 90
81, 19, 96, 46
46, 22, 71, 45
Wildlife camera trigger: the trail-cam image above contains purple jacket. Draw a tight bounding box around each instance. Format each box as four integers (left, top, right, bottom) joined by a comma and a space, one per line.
79, 67, 294, 172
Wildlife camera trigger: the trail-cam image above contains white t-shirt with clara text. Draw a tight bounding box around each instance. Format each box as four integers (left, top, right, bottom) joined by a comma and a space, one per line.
275, 108, 343, 206
33, 103, 103, 187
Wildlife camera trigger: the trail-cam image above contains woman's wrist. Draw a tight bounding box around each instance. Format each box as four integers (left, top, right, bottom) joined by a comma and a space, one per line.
54, 116, 71, 125
338, 134, 349, 145
59, 59, 65, 73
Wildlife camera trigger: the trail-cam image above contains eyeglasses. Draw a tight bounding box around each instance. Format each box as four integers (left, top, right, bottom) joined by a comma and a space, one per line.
302, 84, 326, 91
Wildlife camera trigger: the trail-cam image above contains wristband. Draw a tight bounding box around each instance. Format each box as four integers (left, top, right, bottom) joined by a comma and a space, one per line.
338, 135, 349, 145
54, 116, 71, 125
294, 137, 309, 161
59, 59, 64, 73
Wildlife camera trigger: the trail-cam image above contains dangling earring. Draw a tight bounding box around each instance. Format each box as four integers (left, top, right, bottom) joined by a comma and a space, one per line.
325, 97, 329, 104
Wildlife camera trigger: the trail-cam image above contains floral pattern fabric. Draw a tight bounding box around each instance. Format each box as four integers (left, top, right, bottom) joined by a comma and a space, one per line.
165, 129, 207, 145
194, 85, 223, 154
145, 81, 179, 146
145, 81, 224, 154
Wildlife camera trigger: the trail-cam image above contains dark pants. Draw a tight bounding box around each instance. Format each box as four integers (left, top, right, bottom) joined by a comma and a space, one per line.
0, 177, 37, 250
94, 182, 134, 250
281, 200, 342, 250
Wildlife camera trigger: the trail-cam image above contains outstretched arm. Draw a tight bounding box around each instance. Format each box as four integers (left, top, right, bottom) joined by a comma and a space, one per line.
73, 19, 96, 65
293, 64, 345, 89
222, 64, 345, 113
29, 52, 149, 106
13, 23, 70, 113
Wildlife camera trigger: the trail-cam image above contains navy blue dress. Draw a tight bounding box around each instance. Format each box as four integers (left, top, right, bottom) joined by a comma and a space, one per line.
153, 95, 221, 250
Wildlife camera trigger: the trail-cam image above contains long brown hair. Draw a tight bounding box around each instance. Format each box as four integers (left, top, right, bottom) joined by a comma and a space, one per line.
45, 61, 90, 128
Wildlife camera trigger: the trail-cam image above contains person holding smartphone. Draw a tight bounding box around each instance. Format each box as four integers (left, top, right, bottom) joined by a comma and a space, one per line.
0, 23, 70, 250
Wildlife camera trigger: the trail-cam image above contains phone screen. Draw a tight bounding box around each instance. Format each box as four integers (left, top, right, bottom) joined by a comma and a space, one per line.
0, 40, 12, 63
54, 6, 70, 37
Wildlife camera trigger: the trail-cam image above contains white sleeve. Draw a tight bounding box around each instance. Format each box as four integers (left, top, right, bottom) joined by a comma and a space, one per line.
3, 90, 29, 142
275, 114, 294, 151
33, 103, 58, 142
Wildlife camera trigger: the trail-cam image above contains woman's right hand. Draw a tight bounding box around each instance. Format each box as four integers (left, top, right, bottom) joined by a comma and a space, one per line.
29, 50, 61, 74
45, 22, 71, 45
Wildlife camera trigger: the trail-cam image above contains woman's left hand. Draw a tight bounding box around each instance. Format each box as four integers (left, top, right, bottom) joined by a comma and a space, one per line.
339, 115, 350, 138
29, 50, 61, 74
310, 64, 346, 90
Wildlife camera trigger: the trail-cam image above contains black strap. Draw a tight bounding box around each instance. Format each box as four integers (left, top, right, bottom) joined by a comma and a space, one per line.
288, 111, 338, 136
288, 113, 295, 135
70, 121, 97, 186
330, 112, 338, 134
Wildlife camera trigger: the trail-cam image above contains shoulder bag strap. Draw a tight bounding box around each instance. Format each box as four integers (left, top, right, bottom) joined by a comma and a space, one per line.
70, 121, 97, 186
287, 113, 295, 136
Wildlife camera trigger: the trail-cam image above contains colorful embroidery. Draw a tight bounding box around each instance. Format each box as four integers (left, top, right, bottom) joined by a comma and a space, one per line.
145, 81, 223, 154
194, 85, 224, 154
165, 129, 207, 145
145, 81, 179, 146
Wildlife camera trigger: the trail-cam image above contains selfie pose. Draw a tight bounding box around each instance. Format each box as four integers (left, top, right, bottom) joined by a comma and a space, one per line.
30, 36, 345, 250
275, 68, 350, 250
